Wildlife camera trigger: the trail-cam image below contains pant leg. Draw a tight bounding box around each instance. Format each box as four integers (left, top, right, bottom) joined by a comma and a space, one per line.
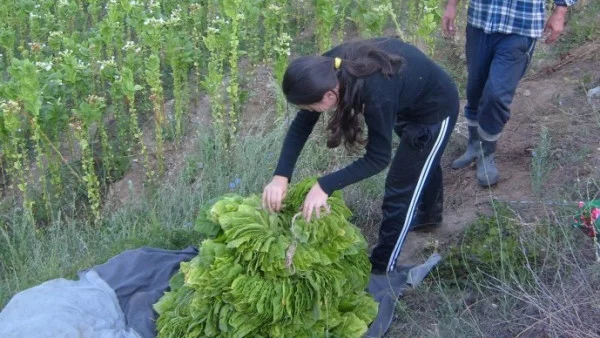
419, 164, 443, 215
464, 24, 495, 123
393, 123, 443, 224
395, 126, 444, 223
370, 114, 457, 273
478, 34, 536, 137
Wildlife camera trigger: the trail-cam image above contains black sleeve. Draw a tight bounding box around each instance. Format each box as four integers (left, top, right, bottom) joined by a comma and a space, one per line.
273, 109, 320, 181
317, 101, 395, 195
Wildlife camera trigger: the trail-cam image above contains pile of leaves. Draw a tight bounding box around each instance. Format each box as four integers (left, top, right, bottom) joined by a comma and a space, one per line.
154, 178, 378, 337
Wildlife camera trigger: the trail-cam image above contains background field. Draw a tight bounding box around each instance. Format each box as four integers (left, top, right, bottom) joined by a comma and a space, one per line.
1, 1, 599, 337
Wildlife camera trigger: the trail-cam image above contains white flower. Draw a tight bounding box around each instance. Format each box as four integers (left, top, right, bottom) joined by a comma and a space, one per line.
35, 61, 53, 71
373, 4, 390, 13
59, 49, 73, 57
98, 57, 116, 70
58, 0, 69, 6
49, 31, 63, 38
76, 59, 88, 70
123, 41, 136, 51
144, 17, 166, 27
0, 100, 20, 114
167, 8, 182, 25
274, 33, 292, 56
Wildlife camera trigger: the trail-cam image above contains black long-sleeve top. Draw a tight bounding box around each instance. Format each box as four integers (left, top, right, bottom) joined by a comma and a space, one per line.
274, 38, 459, 195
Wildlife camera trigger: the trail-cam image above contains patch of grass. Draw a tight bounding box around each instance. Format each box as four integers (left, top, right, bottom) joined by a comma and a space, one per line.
434, 206, 541, 286
389, 202, 600, 337
560, 1, 600, 49
531, 126, 553, 198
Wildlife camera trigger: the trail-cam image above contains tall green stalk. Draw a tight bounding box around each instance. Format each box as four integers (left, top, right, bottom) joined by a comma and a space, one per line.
10, 60, 49, 222
145, 54, 165, 175
202, 18, 227, 147
0, 100, 33, 222
121, 67, 152, 182
315, 0, 336, 53
274, 33, 291, 119
223, 0, 244, 146
74, 95, 106, 225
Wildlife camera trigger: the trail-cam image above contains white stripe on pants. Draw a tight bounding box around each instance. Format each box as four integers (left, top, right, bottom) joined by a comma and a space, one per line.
386, 116, 450, 271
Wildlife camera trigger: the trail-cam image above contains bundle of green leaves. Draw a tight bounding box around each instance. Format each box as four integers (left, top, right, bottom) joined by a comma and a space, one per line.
154, 178, 378, 337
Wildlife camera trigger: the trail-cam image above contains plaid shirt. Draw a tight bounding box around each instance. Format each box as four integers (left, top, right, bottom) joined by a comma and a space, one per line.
467, 0, 577, 38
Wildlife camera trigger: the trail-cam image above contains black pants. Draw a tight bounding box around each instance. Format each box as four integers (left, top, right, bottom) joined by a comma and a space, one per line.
370, 113, 457, 272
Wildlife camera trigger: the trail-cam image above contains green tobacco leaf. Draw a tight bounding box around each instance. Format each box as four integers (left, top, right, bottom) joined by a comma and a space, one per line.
155, 178, 376, 337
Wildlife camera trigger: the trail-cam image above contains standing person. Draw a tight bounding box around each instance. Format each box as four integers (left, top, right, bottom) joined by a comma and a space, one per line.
442, 0, 577, 186
262, 37, 459, 275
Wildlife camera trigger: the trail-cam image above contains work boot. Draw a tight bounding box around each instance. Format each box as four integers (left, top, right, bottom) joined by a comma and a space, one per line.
476, 139, 499, 187
452, 125, 480, 169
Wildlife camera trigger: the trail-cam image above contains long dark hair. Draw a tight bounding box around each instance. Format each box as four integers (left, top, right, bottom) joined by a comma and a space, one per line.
282, 39, 403, 150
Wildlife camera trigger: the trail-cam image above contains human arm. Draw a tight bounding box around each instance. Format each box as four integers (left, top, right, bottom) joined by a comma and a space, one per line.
318, 101, 396, 195
263, 110, 319, 212
300, 101, 395, 220
544, 1, 576, 44
300, 102, 395, 221
442, 0, 461, 37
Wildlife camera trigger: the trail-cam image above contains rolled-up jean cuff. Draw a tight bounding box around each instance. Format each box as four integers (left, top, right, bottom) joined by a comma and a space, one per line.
478, 126, 501, 142
466, 119, 478, 127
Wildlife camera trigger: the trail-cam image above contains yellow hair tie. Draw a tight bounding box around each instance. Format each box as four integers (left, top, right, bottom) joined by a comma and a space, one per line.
334, 57, 342, 70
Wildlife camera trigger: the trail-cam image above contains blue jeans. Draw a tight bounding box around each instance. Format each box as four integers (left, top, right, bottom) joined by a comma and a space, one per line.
464, 24, 536, 137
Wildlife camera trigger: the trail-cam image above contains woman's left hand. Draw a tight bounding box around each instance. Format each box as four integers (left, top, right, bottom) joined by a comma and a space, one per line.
302, 182, 330, 222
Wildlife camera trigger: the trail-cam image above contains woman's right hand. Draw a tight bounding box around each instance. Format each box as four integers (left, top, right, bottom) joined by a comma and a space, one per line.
262, 175, 289, 212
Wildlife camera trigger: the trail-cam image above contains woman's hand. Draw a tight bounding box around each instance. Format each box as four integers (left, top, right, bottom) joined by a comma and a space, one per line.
302, 182, 330, 222
262, 175, 289, 212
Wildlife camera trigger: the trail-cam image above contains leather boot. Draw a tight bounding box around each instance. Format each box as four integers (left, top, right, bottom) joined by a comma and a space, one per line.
476, 139, 499, 187
452, 125, 480, 169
